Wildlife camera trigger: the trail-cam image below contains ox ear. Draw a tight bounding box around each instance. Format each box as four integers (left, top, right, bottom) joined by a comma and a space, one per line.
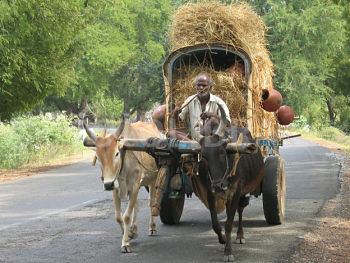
83, 136, 96, 147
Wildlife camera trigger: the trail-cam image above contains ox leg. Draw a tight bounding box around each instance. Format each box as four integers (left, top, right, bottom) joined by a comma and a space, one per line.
236, 196, 249, 244
207, 192, 226, 244
112, 189, 124, 235
129, 200, 139, 240
224, 188, 241, 262
148, 183, 157, 236
121, 184, 140, 253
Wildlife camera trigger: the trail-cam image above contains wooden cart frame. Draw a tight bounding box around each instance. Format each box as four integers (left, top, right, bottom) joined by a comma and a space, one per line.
122, 43, 286, 225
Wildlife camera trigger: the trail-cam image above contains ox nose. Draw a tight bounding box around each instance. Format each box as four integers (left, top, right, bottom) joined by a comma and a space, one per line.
211, 182, 228, 193
104, 181, 114, 191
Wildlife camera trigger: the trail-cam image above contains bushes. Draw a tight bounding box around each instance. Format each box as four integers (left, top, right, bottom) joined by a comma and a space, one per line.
0, 114, 83, 169
0, 125, 28, 168
317, 126, 350, 147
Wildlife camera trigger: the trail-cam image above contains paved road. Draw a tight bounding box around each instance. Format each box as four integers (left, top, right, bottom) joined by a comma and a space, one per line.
0, 137, 340, 262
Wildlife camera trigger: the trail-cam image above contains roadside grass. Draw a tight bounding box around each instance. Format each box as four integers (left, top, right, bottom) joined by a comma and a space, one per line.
290, 126, 350, 152
0, 114, 89, 169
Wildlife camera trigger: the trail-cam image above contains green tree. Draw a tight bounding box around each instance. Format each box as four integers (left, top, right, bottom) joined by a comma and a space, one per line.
0, 0, 103, 121
327, 0, 350, 130
262, 0, 346, 127
70, 0, 170, 120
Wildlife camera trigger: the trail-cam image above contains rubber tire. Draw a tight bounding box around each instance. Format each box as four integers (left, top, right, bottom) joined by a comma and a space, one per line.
262, 155, 286, 225
160, 193, 185, 225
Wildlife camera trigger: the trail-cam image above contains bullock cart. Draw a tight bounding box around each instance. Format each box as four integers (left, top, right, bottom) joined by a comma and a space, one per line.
121, 43, 286, 226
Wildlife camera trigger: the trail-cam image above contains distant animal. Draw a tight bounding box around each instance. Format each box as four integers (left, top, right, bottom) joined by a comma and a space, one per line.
189, 103, 265, 262
83, 117, 160, 253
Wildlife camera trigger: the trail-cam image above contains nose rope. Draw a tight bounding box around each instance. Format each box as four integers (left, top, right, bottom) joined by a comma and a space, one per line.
208, 154, 230, 187
209, 151, 241, 189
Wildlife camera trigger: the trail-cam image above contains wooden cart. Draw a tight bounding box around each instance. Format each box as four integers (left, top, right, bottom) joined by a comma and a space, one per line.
123, 43, 286, 225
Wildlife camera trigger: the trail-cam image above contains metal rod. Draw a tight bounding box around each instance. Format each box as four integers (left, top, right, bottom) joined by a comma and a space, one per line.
280, 134, 301, 140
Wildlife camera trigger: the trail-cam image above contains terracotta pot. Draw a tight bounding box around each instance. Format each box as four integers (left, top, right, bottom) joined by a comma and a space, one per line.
261, 89, 283, 112
277, 105, 294, 125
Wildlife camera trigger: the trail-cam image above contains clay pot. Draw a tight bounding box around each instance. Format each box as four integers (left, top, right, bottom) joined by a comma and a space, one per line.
261, 89, 283, 112
277, 105, 294, 125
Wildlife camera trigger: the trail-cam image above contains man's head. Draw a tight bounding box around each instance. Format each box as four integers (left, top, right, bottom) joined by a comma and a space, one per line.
195, 73, 213, 100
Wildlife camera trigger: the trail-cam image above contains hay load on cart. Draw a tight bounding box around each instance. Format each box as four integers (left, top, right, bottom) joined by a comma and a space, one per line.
163, 1, 279, 142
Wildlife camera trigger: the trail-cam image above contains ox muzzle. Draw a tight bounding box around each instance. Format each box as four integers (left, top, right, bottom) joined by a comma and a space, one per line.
104, 181, 115, 191
211, 180, 229, 193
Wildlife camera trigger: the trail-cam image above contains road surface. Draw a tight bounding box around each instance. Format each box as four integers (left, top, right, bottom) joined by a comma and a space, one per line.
0, 137, 340, 262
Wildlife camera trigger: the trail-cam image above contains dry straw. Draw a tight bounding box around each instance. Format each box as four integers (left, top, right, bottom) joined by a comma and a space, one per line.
165, 1, 278, 140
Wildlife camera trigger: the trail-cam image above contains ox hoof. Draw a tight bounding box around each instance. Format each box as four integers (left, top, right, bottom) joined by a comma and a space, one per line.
219, 235, 226, 244
121, 245, 131, 253
224, 254, 234, 262
236, 237, 246, 244
128, 232, 138, 240
148, 229, 158, 236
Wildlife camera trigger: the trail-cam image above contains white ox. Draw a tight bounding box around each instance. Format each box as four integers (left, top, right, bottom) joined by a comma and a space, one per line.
84, 118, 160, 253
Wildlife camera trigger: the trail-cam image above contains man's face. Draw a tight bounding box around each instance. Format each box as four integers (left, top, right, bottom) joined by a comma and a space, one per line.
195, 76, 211, 99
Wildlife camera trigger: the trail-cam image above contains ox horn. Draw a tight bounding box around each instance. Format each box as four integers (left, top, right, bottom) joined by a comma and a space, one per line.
114, 114, 126, 137
188, 119, 203, 142
214, 103, 228, 136
83, 121, 97, 142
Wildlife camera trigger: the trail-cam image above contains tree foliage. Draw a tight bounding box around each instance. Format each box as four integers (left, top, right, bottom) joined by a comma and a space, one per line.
57, 0, 170, 121
2, 0, 349, 130
0, 0, 103, 121
263, 0, 346, 114
247, 0, 347, 131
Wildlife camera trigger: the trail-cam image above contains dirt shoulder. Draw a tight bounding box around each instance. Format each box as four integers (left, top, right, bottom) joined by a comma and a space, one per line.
0, 151, 94, 183
287, 139, 350, 263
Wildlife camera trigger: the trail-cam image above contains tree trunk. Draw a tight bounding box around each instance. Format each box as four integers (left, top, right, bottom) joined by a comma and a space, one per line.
123, 95, 131, 119
326, 96, 336, 126
78, 98, 87, 119
137, 109, 146, 121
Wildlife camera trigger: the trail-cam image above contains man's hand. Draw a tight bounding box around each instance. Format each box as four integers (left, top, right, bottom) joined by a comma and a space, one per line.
173, 106, 181, 122
200, 112, 219, 121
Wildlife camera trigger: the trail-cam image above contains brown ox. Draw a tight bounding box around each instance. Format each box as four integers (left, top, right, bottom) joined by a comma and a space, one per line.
190, 104, 265, 262
84, 117, 161, 253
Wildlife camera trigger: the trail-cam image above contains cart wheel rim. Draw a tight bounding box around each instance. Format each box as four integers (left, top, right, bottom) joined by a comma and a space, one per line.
279, 162, 286, 218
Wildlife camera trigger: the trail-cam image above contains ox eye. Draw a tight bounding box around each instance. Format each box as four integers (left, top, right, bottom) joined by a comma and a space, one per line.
115, 152, 119, 158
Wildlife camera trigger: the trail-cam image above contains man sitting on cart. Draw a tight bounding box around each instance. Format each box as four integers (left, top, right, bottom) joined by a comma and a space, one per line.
170, 73, 231, 139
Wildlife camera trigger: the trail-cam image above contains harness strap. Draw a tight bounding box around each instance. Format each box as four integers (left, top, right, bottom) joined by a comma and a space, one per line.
130, 150, 158, 174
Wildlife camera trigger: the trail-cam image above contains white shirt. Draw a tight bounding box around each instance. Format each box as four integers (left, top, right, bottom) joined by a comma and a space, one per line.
179, 94, 231, 129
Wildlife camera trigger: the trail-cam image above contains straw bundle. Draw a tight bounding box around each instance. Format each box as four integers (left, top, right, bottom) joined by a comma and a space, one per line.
172, 65, 248, 128
166, 1, 278, 139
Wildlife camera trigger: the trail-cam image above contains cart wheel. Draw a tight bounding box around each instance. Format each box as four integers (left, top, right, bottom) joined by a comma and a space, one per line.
160, 192, 185, 225
262, 155, 286, 225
